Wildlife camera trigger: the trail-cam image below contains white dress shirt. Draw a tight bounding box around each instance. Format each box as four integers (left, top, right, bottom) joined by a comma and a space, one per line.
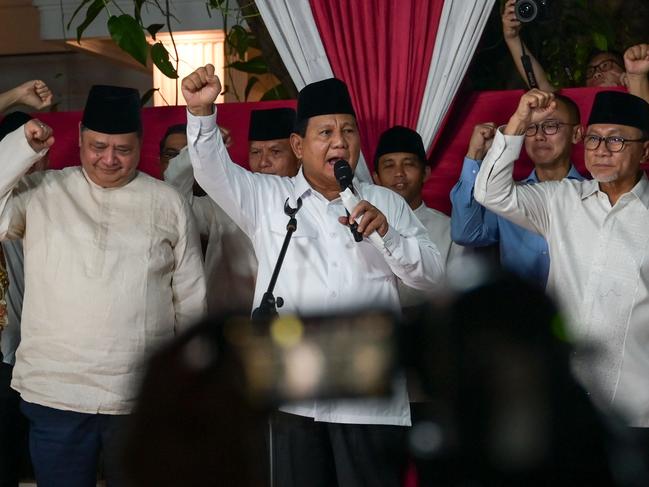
165, 148, 257, 312
0, 127, 206, 415
187, 109, 444, 425
398, 204, 466, 307
475, 129, 649, 426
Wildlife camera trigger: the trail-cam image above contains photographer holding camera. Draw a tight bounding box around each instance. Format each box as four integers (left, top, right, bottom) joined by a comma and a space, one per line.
501, 0, 649, 103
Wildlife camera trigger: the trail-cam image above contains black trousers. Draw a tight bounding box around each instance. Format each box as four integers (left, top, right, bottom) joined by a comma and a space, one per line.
0, 363, 30, 487
271, 411, 408, 487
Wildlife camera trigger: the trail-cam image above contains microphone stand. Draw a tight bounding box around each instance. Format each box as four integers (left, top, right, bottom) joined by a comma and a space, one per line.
251, 197, 303, 322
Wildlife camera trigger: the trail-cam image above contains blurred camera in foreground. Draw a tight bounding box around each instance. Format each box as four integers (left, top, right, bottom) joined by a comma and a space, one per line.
121, 265, 649, 486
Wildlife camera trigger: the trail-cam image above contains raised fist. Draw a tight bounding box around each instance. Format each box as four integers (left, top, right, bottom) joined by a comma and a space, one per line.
23, 119, 54, 153
466, 123, 497, 160
502, 0, 522, 41
181, 64, 222, 116
624, 43, 649, 77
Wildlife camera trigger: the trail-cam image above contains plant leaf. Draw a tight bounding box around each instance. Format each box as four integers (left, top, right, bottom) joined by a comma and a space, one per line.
226, 56, 267, 74
67, 0, 93, 30
151, 42, 179, 79
108, 15, 149, 66
227, 25, 250, 59
244, 76, 259, 100
260, 83, 290, 101
134, 0, 145, 23
591, 32, 608, 51
146, 23, 165, 40
140, 88, 159, 107
74, 0, 107, 42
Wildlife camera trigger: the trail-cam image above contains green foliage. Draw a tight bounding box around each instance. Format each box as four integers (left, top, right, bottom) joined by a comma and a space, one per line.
226, 56, 268, 74
140, 87, 159, 106
260, 83, 290, 101
151, 42, 179, 78
108, 14, 148, 66
68, 0, 179, 79
66, 0, 291, 102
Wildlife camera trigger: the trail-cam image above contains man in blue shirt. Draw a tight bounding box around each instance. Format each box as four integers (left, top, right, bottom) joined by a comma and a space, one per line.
450, 94, 584, 289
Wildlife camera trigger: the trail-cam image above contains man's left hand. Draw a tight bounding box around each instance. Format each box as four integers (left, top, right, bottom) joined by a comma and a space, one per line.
505, 89, 555, 136
624, 43, 649, 77
338, 200, 389, 237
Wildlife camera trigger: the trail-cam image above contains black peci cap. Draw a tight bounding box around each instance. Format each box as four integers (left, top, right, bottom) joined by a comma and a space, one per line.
248, 108, 296, 141
82, 85, 141, 135
374, 125, 427, 166
0, 111, 32, 141
295, 78, 355, 126
588, 91, 649, 133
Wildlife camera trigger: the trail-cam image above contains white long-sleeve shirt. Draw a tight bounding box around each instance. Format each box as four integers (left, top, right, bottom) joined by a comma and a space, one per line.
165, 148, 257, 313
475, 128, 649, 426
0, 127, 206, 414
187, 109, 444, 425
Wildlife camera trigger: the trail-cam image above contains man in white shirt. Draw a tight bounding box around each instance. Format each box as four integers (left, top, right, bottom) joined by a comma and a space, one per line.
182, 64, 443, 486
163, 108, 299, 314
372, 126, 465, 306
474, 89, 649, 426
0, 85, 206, 486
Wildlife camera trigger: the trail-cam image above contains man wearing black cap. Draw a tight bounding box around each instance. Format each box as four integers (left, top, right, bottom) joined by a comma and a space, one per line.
0, 85, 206, 485
183, 65, 443, 486
373, 126, 465, 305
248, 107, 299, 177
474, 88, 649, 427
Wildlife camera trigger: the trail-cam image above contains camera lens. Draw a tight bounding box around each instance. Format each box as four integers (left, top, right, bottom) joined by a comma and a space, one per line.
515, 0, 538, 23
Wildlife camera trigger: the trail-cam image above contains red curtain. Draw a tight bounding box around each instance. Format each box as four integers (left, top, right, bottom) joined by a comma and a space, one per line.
309, 0, 443, 169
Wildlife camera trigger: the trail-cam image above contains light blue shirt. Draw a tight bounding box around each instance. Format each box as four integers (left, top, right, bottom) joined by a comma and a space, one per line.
450, 157, 584, 289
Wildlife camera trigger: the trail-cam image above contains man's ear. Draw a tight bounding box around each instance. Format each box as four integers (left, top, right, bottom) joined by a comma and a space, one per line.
372, 171, 381, 185
290, 133, 303, 160
641, 140, 649, 164
572, 124, 583, 144
78, 122, 83, 147
423, 165, 431, 183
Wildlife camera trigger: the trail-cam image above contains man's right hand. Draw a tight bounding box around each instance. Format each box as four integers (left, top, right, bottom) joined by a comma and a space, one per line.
24, 119, 54, 153
502, 0, 522, 41
466, 123, 497, 160
505, 89, 555, 136
15, 80, 53, 110
181, 64, 221, 116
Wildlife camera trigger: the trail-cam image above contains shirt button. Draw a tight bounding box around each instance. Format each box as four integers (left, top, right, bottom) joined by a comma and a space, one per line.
332, 262, 338, 268
330, 291, 337, 298
330, 232, 336, 238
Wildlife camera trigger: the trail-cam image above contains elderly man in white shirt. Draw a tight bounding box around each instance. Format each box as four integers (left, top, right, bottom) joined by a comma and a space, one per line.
474, 88, 649, 427
182, 64, 443, 487
0, 85, 206, 486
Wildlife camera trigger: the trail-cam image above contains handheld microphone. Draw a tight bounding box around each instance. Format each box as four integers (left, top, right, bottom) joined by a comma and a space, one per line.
334, 159, 354, 192
333, 160, 363, 242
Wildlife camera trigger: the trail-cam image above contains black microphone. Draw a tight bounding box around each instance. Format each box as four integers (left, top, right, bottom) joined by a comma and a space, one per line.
334, 159, 354, 192
333, 159, 363, 242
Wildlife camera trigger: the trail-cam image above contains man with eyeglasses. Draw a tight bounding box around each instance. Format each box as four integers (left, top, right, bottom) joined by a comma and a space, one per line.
450, 93, 584, 289
501, 0, 649, 102
474, 89, 649, 427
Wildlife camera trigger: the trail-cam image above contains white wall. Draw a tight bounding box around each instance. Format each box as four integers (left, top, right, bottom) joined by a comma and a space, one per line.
0, 51, 153, 111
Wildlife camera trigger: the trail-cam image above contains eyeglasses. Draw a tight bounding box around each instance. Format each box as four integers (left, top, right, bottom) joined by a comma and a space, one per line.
585, 59, 623, 79
583, 134, 647, 152
525, 120, 575, 137
160, 149, 181, 160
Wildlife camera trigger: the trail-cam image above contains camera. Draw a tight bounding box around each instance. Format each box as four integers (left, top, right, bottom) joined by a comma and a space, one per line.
515, 0, 553, 23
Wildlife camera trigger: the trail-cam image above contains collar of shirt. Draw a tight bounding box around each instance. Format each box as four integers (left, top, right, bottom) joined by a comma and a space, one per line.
290, 167, 313, 207
579, 172, 649, 209
523, 164, 583, 184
